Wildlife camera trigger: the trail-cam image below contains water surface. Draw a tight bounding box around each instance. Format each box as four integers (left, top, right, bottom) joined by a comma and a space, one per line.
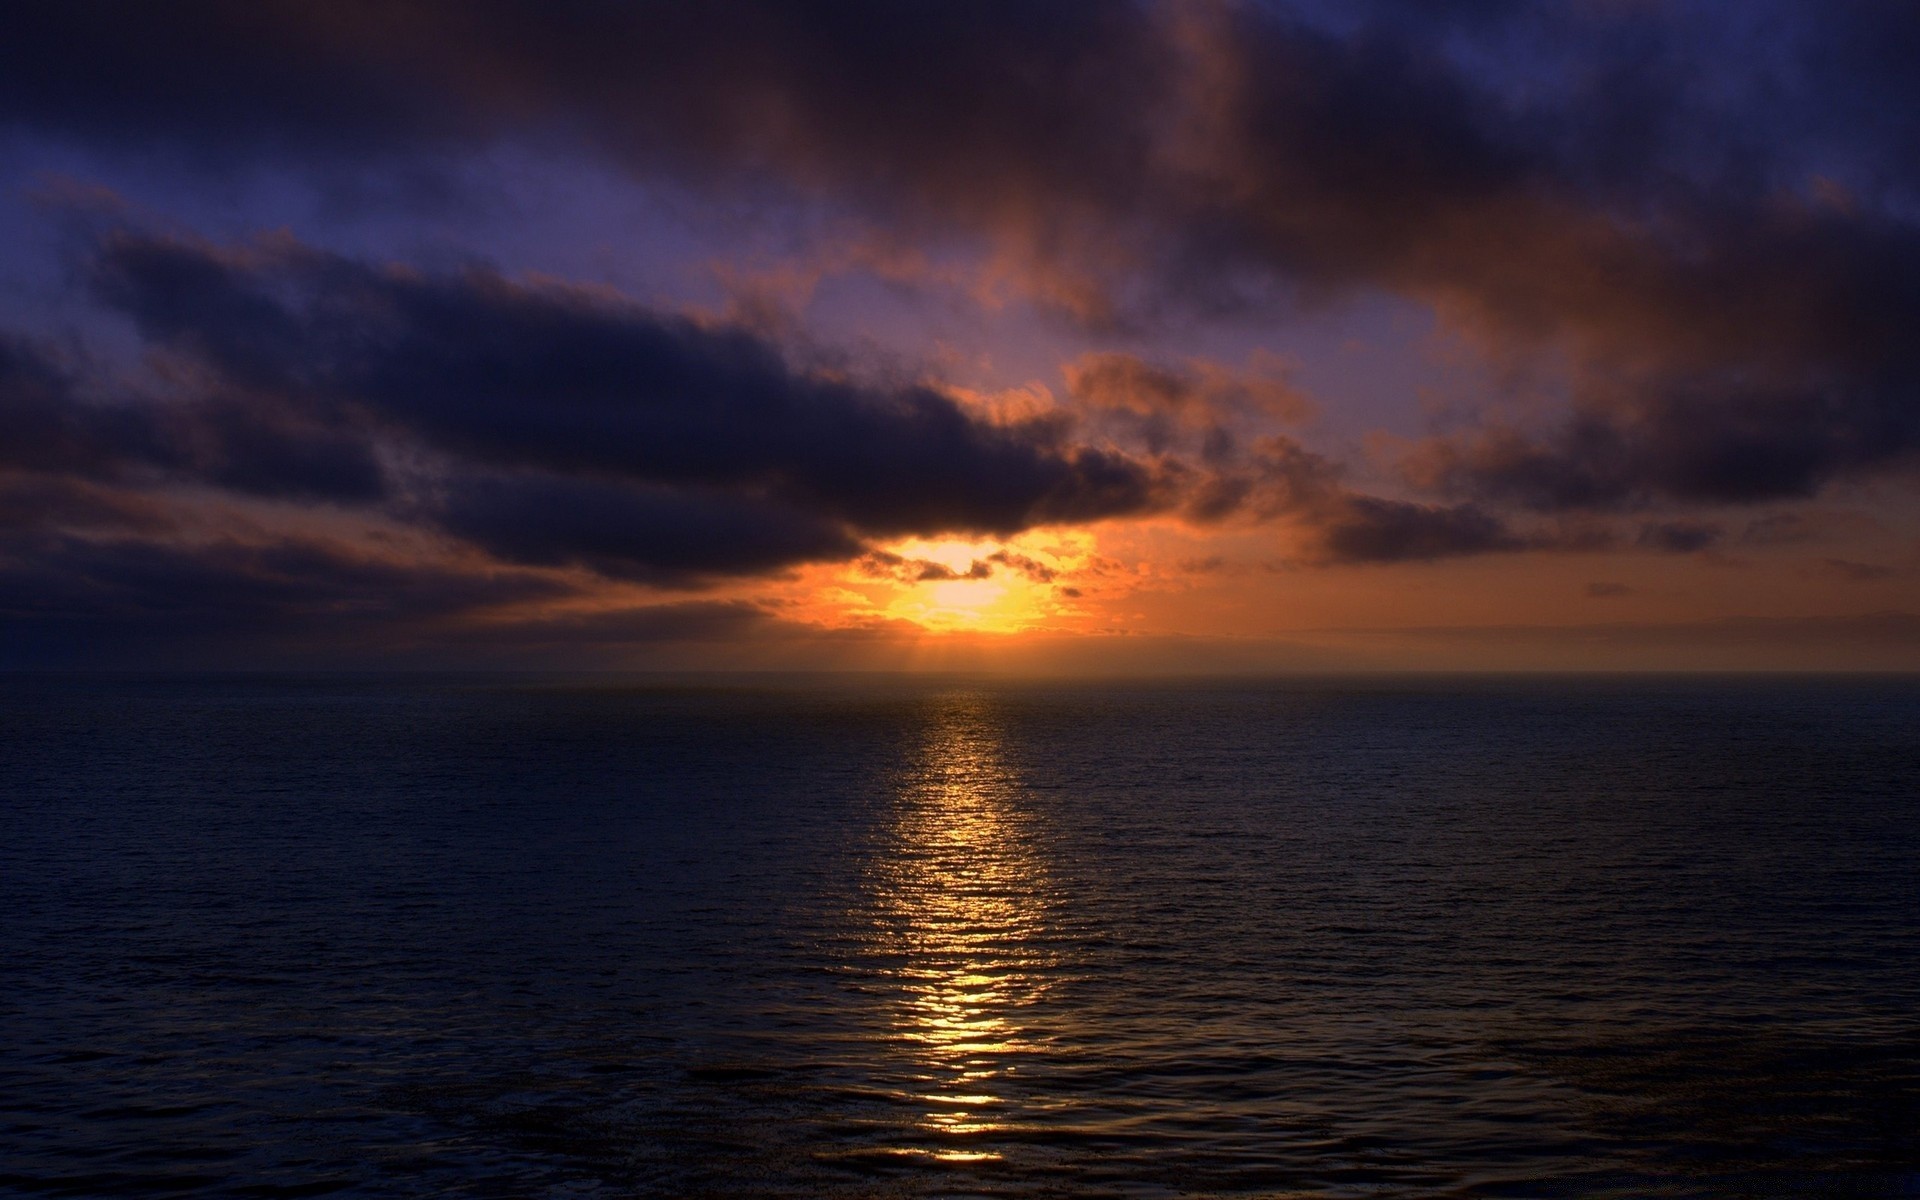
2, 675, 1916, 1196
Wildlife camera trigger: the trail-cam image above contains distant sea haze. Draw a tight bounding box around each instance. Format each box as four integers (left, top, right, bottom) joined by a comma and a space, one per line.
3, 674, 1916, 1197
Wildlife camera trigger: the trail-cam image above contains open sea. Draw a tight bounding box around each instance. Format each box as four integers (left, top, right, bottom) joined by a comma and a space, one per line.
1, 674, 1916, 1198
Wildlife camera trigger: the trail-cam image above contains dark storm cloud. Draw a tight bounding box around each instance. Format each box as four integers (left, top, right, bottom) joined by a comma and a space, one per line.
1635, 519, 1724, 555
0, 2, 1167, 203
8, 1, 1914, 507
0, 528, 574, 666
1203, 434, 1629, 566
0, 3, 471, 157
0, 224, 1184, 655
1402, 365, 1920, 512
0, 474, 172, 535
77, 228, 1166, 572
1309, 497, 1522, 565
434, 474, 862, 584
0, 521, 795, 668
431, 599, 781, 655
0, 333, 386, 503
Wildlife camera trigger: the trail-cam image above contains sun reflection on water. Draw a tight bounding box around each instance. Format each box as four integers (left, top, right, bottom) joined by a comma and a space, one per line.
869, 692, 1055, 1162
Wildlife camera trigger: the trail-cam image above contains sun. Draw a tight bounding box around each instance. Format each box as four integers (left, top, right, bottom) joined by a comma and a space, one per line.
769, 532, 1102, 635
913, 576, 1017, 630
884, 539, 1030, 632
870, 537, 1059, 633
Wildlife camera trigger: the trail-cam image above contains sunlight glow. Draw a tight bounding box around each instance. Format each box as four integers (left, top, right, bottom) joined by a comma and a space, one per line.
908, 577, 1015, 630
870, 533, 1090, 632
746, 528, 1117, 643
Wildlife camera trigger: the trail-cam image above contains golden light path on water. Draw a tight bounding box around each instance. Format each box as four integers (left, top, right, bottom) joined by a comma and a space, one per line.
868, 692, 1058, 1164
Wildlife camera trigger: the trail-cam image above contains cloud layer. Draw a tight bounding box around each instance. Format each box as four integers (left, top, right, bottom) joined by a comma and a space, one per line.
8, 2, 1916, 507
2, 1, 1918, 662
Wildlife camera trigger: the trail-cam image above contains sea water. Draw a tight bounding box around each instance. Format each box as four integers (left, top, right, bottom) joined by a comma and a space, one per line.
2, 674, 1916, 1197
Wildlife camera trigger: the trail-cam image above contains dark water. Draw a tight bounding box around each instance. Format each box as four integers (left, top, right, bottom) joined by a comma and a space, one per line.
2, 675, 1917, 1198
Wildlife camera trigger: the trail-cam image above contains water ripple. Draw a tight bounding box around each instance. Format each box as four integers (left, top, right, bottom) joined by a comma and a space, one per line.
1, 674, 1916, 1196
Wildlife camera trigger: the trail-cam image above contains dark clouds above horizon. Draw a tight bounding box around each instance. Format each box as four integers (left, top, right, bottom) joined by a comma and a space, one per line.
2, 0, 1919, 664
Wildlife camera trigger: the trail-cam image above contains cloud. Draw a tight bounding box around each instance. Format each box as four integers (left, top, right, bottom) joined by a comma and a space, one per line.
0, 332, 387, 503
7, 3, 1920, 663
1308, 496, 1522, 564
0, 528, 574, 667
0, 517, 813, 668
856, 550, 994, 583
1635, 519, 1724, 555
1740, 509, 1886, 547
89, 223, 1657, 582
1212, 436, 1624, 566
984, 550, 1056, 583
0, 473, 175, 535
1400, 366, 1920, 512
1064, 351, 1313, 456
0, 3, 1913, 521
7, 6, 1915, 327
428, 600, 784, 658
25, 226, 1180, 575
7, 214, 1661, 666
432, 473, 863, 584
95, 228, 1169, 533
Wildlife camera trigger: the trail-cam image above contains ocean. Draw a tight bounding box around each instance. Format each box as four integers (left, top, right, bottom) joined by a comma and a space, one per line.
2, 674, 1916, 1197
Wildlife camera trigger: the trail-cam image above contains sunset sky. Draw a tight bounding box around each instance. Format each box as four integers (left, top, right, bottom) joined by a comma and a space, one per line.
3, 0, 1919, 670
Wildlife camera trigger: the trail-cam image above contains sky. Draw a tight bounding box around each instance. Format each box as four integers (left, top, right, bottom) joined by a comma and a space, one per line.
2, 0, 1919, 671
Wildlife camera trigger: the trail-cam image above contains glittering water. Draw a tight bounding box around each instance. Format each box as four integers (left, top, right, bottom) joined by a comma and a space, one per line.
2, 675, 1916, 1197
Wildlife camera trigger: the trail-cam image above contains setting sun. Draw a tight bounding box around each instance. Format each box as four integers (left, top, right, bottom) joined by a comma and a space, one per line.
880, 540, 1035, 632
900, 577, 1016, 631
794, 534, 1101, 634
